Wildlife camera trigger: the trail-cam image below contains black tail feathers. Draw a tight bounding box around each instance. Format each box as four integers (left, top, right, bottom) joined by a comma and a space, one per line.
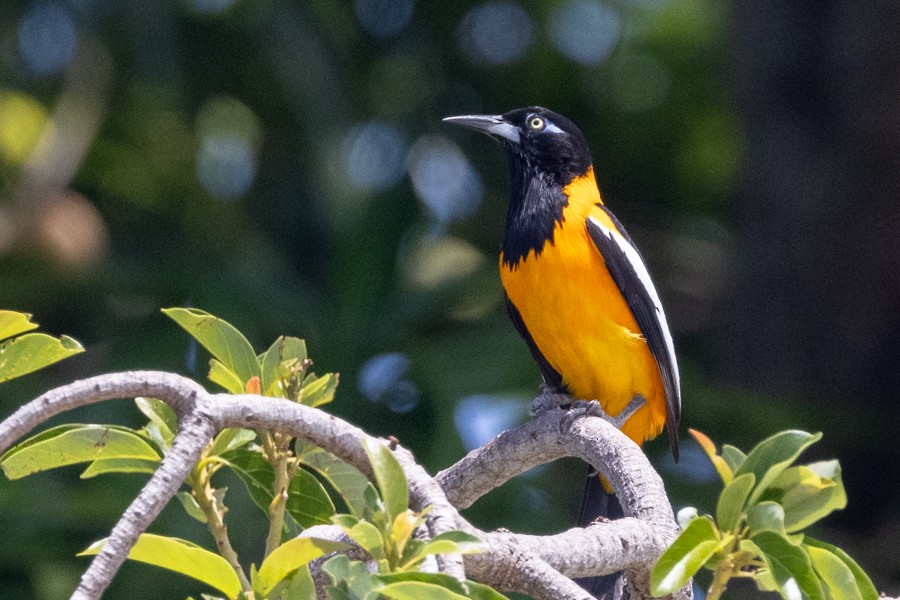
576, 468, 628, 600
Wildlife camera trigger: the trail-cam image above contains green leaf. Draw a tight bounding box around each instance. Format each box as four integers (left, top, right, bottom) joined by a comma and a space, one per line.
300, 373, 339, 408
735, 430, 822, 504
275, 565, 316, 600
361, 437, 408, 521
1, 424, 160, 480
804, 538, 877, 600
322, 555, 379, 599
0, 310, 38, 341
416, 531, 487, 558
162, 307, 260, 384
747, 501, 787, 535
753, 531, 824, 600
375, 572, 468, 595
80, 457, 159, 479
465, 580, 510, 600
135, 397, 178, 445
79, 534, 241, 598
774, 462, 847, 532
0, 332, 83, 383
209, 359, 246, 395
221, 447, 276, 513
806, 545, 862, 600
651, 516, 721, 595
299, 444, 373, 518
716, 472, 755, 531
286, 468, 337, 528
257, 537, 349, 595
379, 581, 469, 600
722, 444, 747, 473
344, 521, 386, 560
259, 336, 307, 396
207, 428, 257, 457
175, 491, 208, 523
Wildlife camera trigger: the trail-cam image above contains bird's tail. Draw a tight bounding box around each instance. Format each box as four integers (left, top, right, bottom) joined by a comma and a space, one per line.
576, 468, 627, 600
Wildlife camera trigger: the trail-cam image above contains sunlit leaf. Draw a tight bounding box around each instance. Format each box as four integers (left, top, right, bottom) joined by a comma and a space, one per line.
344, 520, 385, 560
804, 538, 877, 600
259, 336, 307, 396
747, 501, 787, 536
80, 457, 159, 479
417, 531, 486, 557
689, 429, 732, 484
361, 437, 408, 520
207, 428, 257, 457
721, 444, 747, 473
651, 516, 721, 595
135, 397, 178, 445
275, 565, 316, 600
79, 534, 241, 598
1, 424, 160, 480
376, 572, 468, 595
257, 537, 348, 595
209, 359, 246, 395
753, 531, 824, 600
162, 308, 260, 384
806, 545, 862, 600
301, 372, 339, 408
322, 555, 379, 599
286, 468, 336, 528
0, 310, 38, 342
300, 444, 372, 518
379, 581, 469, 600
0, 333, 83, 383
716, 472, 755, 531
735, 430, 822, 504
774, 462, 847, 532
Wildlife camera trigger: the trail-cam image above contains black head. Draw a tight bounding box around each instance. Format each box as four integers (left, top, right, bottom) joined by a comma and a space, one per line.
443, 106, 593, 186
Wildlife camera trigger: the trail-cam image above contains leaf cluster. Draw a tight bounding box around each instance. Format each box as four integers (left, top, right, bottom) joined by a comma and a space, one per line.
651, 429, 877, 600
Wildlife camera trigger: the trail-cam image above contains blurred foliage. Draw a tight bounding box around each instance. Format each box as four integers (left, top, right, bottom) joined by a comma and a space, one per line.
0, 0, 895, 598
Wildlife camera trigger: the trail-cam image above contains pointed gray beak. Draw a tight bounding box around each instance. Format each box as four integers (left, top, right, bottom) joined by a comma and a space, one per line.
442, 114, 521, 144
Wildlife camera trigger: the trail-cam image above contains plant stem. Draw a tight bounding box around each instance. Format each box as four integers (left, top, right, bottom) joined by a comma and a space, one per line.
190, 468, 253, 594
263, 431, 297, 557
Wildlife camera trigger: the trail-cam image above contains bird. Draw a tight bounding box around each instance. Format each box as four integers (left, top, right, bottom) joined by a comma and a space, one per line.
444, 107, 681, 598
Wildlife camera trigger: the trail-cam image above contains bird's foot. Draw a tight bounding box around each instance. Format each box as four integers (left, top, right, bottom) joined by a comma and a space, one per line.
529, 385, 574, 417
563, 394, 647, 430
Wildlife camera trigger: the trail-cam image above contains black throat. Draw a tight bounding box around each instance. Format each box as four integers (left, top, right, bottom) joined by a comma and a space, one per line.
500, 155, 569, 269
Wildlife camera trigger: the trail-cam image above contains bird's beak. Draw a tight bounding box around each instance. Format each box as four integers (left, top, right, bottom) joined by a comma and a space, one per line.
442, 114, 521, 145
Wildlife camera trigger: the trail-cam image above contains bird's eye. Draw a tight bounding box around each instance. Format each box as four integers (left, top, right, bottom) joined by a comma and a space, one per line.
527, 115, 545, 130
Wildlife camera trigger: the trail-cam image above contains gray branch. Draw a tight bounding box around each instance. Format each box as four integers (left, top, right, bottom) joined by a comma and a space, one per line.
0, 371, 689, 600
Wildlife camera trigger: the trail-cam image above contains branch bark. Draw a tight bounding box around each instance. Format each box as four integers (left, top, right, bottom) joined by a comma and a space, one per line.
0, 371, 688, 600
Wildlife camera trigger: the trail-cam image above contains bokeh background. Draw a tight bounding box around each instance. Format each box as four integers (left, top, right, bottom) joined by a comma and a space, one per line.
2, 0, 899, 598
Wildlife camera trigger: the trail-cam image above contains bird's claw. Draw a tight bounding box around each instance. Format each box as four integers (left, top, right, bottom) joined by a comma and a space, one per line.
529, 386, 574, 417
562, 394, 647, 430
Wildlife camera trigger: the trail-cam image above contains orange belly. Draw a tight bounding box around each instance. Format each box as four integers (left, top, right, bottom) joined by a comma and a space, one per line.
500, 172, 667, 446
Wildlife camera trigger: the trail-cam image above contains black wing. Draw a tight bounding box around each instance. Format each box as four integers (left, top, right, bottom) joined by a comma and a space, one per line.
586, 208, 681, 459
504, 294, 567, 393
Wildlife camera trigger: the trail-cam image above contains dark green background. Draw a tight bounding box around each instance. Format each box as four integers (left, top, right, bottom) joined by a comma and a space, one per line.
2, 0, 899, 597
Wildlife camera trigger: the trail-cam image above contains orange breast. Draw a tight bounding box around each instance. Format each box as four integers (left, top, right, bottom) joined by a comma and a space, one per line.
500, 169, 667, 446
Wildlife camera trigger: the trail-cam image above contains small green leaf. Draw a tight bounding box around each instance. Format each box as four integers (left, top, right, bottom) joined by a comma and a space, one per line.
322, 555, 379, 599
175, 491, 208, 524
361, 437, 408, 521
162, 308, 260, 384
276, 565, 316, 600
379, 581, 469, 600
417, 531, 486, 557
776, 462, 847, 532
300, 444, 372, 518
1, 424, 160, 480
259, 336, 307, 396
79, 534, 241, 598
0, 310, 39, 341
375, 572, 468, 595
753, 531, 824, 600
651, 516, 721, 595
465, 580, 510, 600
736, 430, 822, 504
0, 333, 83, 383
804, 538, 877, 600
806, 545, 862, 600
301, 373, 339, 407
221, 447, 276, 513
135, 397, 178, 444
345, 521, 386, 560
209, 359, 246, 394
286, 468, 337, 528
257, 537, 349, 594
747, 501, 787, 535
722, 444, 747, 473
716, 473, 755, 531
207, 428, 257, 457
80, 457, 159, 479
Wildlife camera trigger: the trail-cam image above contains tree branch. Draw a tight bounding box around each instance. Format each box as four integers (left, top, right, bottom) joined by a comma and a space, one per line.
0, 371, 689, 600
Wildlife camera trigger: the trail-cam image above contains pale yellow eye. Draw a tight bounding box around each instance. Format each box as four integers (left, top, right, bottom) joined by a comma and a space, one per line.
528, 116, 545, 130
